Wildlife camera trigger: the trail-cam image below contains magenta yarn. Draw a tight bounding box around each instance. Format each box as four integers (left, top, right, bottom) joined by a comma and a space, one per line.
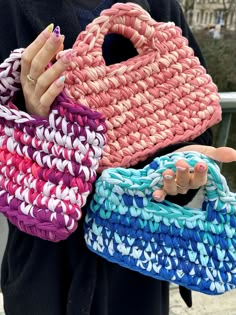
0, 49, 107, 241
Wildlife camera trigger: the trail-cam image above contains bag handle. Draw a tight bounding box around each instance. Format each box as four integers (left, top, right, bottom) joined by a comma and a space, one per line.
0, 49, 107, 242
72, 3, 182, 63
97, 152, 233, 222
0, 49, 23, 105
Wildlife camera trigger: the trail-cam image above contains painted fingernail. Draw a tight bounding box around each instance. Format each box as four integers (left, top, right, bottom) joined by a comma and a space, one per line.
41, 23, 54, 39
153, 194, 161, 201
53, 26, 61, 41
47, 23, 54, 33
197, 163, 207, 173
176, 166, 187, 172
60, 49, 72, 63
55, 75, 65, 87
164, 174, 173, 180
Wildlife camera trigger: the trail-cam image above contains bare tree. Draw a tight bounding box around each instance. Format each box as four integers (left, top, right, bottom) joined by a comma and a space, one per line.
222, 0, 236, 30
179, 0, 195, 25
182, 0, 195, 15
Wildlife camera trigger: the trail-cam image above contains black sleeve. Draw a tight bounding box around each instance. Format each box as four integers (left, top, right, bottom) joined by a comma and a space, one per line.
0, 0, 83, 61
0, 1, 18, 61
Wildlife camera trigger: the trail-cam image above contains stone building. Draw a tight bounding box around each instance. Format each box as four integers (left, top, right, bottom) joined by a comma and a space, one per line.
179, 0, 236, 30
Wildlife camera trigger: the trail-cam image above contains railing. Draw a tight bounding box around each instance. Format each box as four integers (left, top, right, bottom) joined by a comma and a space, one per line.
215, 92, 236, 170
215, 92, 236, 148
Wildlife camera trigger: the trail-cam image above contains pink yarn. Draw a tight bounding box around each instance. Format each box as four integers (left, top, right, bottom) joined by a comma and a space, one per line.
0, 49, 107, 242
64, 2, 222, 172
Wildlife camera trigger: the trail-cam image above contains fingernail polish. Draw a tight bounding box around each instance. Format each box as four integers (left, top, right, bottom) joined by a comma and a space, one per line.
60, 49, 72, 63
198, 164, 207, 172
164, 174, 173, 180
55, 75, 65, 87
153, 194, 161, 201
42, 23, 54, 39
176, 166, 187, 172
53, 26, 61, 40
47, 23, 54, 33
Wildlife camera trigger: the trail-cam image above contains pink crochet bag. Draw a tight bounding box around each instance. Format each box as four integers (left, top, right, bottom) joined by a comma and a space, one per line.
64, 2, 221, 172
0, 49, 107, 242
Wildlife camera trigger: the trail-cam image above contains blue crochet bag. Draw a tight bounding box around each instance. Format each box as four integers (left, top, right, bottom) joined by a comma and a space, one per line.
84, 151, 236, 295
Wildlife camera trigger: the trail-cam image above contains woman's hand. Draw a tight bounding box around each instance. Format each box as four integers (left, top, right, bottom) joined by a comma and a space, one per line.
152, 146, 236, 201
20, 24, 72, 117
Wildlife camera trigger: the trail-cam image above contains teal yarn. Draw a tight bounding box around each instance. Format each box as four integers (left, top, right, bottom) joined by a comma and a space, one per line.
84, 151, 236, 295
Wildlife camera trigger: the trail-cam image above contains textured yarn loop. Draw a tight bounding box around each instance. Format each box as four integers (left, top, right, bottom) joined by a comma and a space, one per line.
85, 151, 236, 295
0, 49, 107, 242
64, 2, 222, 172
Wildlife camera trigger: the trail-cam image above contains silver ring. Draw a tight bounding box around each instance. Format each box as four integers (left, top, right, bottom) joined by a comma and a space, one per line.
175, 179, 189, 189
27, 74, 36, 85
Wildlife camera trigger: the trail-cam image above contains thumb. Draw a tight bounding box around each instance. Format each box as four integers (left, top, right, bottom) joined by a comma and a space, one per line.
175, 145, 236, 163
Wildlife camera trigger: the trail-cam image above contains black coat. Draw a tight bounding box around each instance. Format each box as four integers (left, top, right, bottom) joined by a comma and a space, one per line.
0, 0, 212, 314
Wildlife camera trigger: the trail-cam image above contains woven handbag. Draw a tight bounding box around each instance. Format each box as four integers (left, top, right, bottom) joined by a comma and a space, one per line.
64, 2, 222, 172
85, 151, 236, 295
0, 49, 107, 242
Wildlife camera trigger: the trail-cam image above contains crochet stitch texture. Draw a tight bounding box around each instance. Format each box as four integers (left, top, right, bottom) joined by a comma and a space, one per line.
64, 2, 222, 171
0, 49, 107, 241
85, 151, 236, 295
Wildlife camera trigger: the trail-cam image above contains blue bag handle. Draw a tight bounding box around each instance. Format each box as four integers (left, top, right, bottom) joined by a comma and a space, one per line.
93, 151, 234, 223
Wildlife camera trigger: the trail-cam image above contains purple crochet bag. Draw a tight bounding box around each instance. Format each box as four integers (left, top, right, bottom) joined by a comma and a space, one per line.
0, 49, 107, 242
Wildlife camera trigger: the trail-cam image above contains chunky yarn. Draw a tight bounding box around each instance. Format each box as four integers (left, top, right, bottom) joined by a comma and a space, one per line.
85, 151, 236, 295
0, 49, 107, 241
64, 3, 222, 172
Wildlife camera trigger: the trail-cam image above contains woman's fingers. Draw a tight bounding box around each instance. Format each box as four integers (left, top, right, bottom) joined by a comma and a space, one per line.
209, 147, 236, 162
20, 24, 54, 81
153, 168, 178, 202
163, 169, 177, 195
152, 189, 166, 202
20, 24, 71, 117
176, 145, 236, 163
152, 160, 208, 202
153, 160, 191, 201
28, 27, 64, 81
33, 50, 72, 100
25, 49, 72, 116
190, 162, 208, 189
175, 160, 190, 194
152, 145, 236, 202
37, 76, 66, 117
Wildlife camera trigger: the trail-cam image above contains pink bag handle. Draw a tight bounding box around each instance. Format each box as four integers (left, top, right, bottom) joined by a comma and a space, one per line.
72, 3, 183, 64
64, 2, 221, 172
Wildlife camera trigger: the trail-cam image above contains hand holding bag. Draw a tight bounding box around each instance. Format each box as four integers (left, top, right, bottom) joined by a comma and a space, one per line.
85, 151, 236, 295
64, 2, 222, 171
0, 49, 107, 242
